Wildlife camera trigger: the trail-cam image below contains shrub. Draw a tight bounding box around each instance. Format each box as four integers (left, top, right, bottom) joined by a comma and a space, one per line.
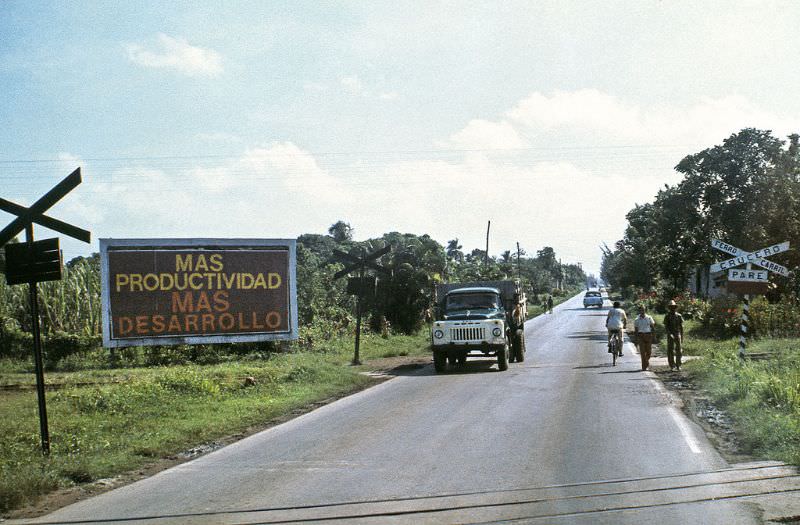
748, 298, 800, 338
156, 368, 221, 396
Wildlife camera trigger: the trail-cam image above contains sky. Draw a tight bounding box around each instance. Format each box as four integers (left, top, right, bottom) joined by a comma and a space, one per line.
2, 1, 800, 276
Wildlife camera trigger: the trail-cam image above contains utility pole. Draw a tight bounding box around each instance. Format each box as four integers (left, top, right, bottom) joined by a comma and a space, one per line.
485, 220, 491, 265
516, 242, 521, 281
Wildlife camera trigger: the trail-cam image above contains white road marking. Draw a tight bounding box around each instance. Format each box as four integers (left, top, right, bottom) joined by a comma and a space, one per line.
647, 369, 703, 454
624, 340, 702, 453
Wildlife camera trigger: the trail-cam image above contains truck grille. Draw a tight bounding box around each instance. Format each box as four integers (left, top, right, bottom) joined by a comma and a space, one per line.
450, 327, 485, 342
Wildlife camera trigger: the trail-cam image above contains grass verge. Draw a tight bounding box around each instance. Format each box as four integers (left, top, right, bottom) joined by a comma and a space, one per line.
0, 331, 429, 515
679, 333, 800, 465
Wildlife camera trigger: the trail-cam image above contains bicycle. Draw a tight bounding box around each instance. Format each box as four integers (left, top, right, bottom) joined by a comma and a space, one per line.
609, 330, 623, 366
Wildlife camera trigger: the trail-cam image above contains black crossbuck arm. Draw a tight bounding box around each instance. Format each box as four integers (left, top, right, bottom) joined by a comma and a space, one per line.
0, 198, 91, 244
0, 168, 84, 246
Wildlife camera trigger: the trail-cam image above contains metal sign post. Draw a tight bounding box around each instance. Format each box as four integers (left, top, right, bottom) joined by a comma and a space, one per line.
332, 245, 391, 365
710, 239, 790, 359
0, 168, 91, 454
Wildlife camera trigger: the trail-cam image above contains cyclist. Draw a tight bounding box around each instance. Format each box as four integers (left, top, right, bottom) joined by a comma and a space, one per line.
606, 300, 628, 356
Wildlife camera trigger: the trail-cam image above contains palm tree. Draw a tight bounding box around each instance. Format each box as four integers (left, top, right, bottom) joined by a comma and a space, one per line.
446, 238, 464, 262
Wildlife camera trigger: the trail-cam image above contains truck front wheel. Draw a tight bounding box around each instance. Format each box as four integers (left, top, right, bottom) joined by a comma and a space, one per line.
433, 351, 447, 373
497, 343, 509, 371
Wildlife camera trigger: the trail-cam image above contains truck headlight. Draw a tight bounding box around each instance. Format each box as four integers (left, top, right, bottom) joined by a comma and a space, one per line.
492, 327, 502, 337
434, 330, 444, 339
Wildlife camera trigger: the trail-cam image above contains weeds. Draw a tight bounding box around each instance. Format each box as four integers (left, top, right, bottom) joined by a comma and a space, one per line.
685, 338, 800, 465
0, 331, 429, 514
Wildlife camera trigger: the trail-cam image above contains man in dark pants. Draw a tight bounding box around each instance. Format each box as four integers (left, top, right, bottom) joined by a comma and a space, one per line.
663, 300, 684, 371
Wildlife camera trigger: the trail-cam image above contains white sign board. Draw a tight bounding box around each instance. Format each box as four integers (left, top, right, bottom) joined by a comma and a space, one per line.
728, 269, 769, 282
711, 239, 742, 257
710, 241, 790, 276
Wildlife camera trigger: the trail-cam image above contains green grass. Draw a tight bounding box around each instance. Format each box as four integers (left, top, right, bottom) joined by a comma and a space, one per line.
680, 335, 800, 465
0, 331, 429, 514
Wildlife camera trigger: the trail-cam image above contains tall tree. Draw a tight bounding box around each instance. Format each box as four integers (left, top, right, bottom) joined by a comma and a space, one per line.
327, 221, 353, 243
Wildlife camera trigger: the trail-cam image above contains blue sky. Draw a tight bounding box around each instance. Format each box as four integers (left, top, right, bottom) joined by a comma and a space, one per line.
2, 1, 800, 275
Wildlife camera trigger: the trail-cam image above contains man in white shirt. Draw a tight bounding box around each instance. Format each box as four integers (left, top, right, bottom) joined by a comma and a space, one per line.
605, 301, 628, 356
633, 305, 656, 371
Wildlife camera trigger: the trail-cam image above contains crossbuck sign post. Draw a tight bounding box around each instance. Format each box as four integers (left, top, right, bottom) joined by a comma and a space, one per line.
332, 245, 391, 365
710, 239, 790, 359
0, 168, 91, 454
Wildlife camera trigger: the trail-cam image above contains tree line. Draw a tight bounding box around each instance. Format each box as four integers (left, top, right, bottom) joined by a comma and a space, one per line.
0, 223, 585, 359
298, 221, 584, 335
602, 128, 800, 300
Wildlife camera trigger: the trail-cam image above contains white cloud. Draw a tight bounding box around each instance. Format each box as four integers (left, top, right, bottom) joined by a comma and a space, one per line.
340, 75, 398, 101
58, 152, 82, 163
340, 75, 367, 95
126, 34, 223, 77
303, 82, 328, 93
239, 142, 349, 201
70, 90, 798, 275
443, 119, 528, 150
506, 89, 800, 146
507, 89, 641, 139
77, 142, 352, 244
188, 166, 236, 192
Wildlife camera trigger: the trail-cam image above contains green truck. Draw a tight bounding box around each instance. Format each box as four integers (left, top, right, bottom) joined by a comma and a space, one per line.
430, 280, 527, 373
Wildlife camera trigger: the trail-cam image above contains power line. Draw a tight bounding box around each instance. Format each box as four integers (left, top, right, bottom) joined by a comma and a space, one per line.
0, 143, 695, 165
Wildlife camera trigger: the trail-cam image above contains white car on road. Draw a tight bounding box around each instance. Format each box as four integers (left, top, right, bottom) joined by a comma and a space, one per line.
583, 290, 604, 308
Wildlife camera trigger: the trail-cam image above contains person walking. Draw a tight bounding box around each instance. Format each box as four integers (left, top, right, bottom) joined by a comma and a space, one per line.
664, 300, 684, 371
633, 305, 655, 371
546, 294, 554, 314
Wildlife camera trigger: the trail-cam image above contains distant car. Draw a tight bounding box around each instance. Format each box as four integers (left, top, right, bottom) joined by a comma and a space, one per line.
583, 290, 604, 308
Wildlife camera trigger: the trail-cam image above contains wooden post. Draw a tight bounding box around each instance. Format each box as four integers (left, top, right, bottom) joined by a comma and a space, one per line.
26, 224, 50, 455
353, 265, 363, 365
485, 221, 491, 265
739, 294, 749, 359
739, 262, 753, 359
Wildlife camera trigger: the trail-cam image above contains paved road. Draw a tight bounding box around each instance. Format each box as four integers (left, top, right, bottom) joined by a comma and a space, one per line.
16, 293, 800, 524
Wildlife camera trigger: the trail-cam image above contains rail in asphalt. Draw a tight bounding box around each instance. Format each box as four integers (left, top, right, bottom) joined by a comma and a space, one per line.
15, 463, 798, 524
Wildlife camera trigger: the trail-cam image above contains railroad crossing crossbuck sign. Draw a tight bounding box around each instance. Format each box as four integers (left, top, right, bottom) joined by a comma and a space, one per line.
0, 168, 91, 455
710, 239, 790, 359
332, 245, 391, 365
710, 239, 790, 295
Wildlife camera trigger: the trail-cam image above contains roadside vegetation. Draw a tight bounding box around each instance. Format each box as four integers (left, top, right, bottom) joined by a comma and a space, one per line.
683, 336, 800, 465
0, 223, 584, 514
603, 128, 800, 467
0, 331, 427, 514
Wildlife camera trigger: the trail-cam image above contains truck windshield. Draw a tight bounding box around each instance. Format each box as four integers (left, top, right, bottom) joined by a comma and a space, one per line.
446, 293, 499, 311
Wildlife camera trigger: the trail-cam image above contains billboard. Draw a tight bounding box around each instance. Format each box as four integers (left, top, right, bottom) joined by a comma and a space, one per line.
100, 239, 297, 348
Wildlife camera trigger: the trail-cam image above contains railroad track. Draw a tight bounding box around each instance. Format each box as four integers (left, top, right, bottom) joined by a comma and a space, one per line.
18, 462, 800, 524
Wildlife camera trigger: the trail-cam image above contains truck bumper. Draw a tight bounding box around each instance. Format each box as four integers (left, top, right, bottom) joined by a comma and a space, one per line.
431, 342, 506, 356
